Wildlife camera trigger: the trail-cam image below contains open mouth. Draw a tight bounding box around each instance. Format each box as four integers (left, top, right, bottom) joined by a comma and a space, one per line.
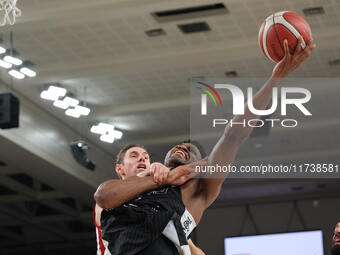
136, 164, 147, 172
173, 149, 188, 160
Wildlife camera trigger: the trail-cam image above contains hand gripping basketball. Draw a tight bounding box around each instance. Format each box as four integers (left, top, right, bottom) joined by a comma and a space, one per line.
272, 37, 316, 78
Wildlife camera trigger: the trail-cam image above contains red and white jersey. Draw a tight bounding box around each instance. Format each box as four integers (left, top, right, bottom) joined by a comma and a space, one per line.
94, 204, 111, 255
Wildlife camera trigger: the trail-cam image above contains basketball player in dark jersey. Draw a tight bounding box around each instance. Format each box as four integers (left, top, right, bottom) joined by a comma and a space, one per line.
94, 145, 205, 255
95, 38, 315, 254
332, 222, 340, 255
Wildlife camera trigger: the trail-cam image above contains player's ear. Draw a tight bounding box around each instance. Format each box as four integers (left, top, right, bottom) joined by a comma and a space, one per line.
115, 164, 125, 179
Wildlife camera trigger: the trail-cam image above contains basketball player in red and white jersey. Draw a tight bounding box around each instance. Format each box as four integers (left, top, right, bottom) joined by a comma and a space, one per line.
94, 205, 106, 255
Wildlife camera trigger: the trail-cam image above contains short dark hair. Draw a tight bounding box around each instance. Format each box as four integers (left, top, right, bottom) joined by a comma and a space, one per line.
116, 144, 146, 164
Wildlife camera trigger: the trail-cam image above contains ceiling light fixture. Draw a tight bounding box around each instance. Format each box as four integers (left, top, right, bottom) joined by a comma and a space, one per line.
110, 129, 123, 139
0, 46, 6, 54
47, 85, 67, 97
0, 59, 12, 69
63, 96, 79, 107
40, 85, 67, 101
53, 99, 71, 109
40, 91, 60, 101
100, 134, 115, 143
4, 55, 22, 65
65, 108, 81, 118
90, 123, 113, 134
74, 105, 90, 116
0, 46, 37, 79
8, 69, 25, 79
90, 123, 123, 143
19, 67, 36, 77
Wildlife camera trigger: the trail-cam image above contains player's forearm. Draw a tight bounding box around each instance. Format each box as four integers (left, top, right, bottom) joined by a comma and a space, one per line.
207, 78, 281, 169
94, 176, 158, 209
199, 77, 282, 206
225, 76, 281, 144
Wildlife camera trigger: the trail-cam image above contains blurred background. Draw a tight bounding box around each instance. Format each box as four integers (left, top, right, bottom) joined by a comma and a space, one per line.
0, 0, 339, 254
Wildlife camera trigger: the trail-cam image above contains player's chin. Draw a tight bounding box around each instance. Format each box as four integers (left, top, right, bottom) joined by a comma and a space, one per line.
331, 244, 340, 255
169, 157, 186, 166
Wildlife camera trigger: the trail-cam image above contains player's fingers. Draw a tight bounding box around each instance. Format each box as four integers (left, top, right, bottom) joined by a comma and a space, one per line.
154, 168, 161, 183
295, 37, 303, 54
307, 43, 316, 53
298, 43, 315, 62
150, 165, 155, 176
283, 39, 290, 58
161, 170, 167, 184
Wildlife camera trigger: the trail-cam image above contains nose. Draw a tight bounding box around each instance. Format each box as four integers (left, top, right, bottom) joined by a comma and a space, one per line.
176, 144, 188, 152
138, 155, 145, 162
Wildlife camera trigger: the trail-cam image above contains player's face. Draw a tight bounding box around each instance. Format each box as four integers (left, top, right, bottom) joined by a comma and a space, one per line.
332, 223, 340, 255
164, 143, 201, 168
116, 147, 150, 179
333, 222, 340, 246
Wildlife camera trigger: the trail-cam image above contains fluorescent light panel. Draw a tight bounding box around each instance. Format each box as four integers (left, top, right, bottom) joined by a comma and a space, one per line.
91, 122, 123, 142
20, 67, 36, 77
47, 86, 67, 97
100, 134, 115, 143
65, 108, 81, 118
53, 100, 70, 109
8, 69, 25, 79
74, 105, 90, 116
90, 125, 104, 134
40, 91, 60, 101
63, 97, 79, 107
0, 59, 12, 69
90, 123, 114, 135
4, 55, 22, 65
0, 46, 6, 54
109, 129, 123, 139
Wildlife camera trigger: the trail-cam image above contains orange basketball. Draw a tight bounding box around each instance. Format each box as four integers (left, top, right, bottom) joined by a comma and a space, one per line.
258, 11, 312, 63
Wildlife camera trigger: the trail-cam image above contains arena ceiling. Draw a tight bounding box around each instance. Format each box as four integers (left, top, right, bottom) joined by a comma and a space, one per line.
0, 0, 340, 254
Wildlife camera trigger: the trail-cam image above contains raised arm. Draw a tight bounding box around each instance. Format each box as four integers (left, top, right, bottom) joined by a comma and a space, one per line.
199, 38, 316, 207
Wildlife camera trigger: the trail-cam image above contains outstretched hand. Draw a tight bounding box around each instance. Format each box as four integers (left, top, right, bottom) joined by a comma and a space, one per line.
272, 37, 316, 78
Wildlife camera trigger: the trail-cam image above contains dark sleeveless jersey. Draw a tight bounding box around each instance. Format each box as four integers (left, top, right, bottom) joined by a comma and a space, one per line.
100, 185, 196, 255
